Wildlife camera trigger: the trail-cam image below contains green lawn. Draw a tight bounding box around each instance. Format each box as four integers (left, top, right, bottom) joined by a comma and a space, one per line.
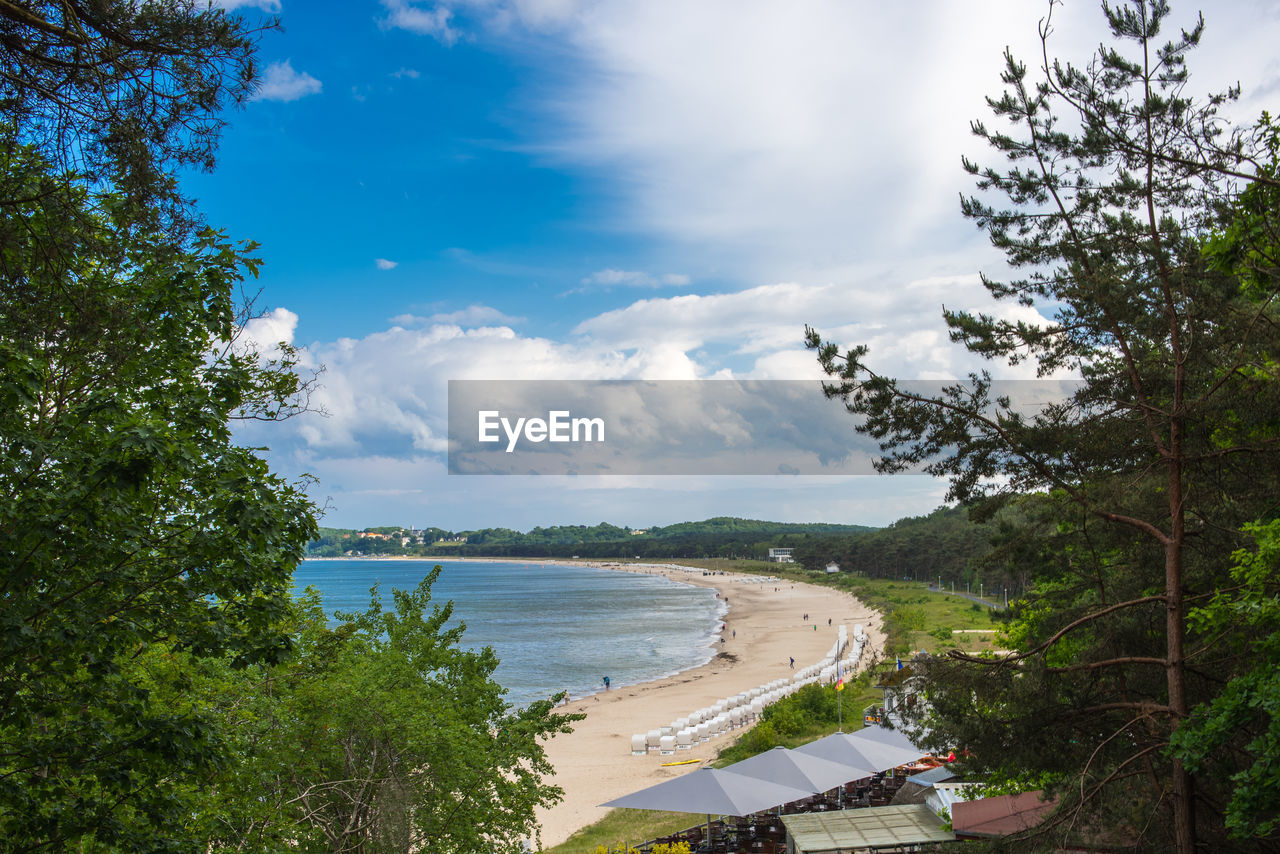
543, 808, 696, 854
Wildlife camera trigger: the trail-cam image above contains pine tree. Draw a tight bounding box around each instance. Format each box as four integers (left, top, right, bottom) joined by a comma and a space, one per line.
806, 2, 1280, 850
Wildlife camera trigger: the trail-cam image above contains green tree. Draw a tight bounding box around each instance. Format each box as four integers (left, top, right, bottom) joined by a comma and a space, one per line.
0, 142, 317, 850
190, 571, 581, 853
0, 0, 269, 227
1171, 521, 1280, 841
806, 2, 1280, 850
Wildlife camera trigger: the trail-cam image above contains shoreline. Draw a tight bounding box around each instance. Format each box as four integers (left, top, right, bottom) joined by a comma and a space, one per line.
532, 563, 887, 848
300, 555, 889, 846
300, 555, 736, 703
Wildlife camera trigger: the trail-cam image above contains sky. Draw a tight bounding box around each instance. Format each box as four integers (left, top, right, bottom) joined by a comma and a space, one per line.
192, 0, 1280, 532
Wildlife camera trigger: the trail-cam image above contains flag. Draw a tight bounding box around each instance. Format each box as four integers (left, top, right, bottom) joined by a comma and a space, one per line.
835, 677, 844, 692
896, 657, 903, 671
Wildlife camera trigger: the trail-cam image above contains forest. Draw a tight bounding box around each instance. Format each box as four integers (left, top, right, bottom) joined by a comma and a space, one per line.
306, 517, 875, 560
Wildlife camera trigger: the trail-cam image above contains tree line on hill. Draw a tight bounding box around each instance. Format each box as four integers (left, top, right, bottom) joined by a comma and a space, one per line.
306, 517, 875, 560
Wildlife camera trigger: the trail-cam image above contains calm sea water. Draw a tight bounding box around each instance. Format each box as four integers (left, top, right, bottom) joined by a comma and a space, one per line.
293, 560, 725, 707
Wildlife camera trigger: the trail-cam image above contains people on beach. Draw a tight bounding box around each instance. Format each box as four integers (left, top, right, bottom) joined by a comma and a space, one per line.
789, 656, 795, 668
603, 675, 610, 690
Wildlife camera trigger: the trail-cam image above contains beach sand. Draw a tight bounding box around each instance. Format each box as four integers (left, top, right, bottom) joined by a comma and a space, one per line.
535, 565, 887, 848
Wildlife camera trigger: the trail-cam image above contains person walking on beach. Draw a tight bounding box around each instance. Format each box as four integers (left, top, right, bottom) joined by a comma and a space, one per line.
789, 657, 795, 669
603, 675, 610, 690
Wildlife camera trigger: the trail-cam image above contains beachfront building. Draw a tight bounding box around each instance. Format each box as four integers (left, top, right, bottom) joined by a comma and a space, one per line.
873, 655, 930, 729
767, 548, 795, 563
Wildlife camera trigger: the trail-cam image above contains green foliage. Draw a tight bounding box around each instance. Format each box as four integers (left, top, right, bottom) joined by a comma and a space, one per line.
188, 570, 581, 853
0, 2, 264, 230
806, 2, 1280, 850
547, 811, 693, 854
1171, 521, 1280, 839
307, 517, 873, 559
716, 682, 876, 765
792, 504, 997, 589
0, 142, 317, 850
888, 607, 926, 634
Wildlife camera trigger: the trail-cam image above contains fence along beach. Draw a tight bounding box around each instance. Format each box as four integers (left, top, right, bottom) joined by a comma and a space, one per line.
535, 564, 886, 847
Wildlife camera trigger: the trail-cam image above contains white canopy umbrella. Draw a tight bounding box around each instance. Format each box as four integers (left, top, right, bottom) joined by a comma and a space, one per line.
794, 728, 926, 773
601, 766, 815, 846
845, 726, 928, 770
601, 767, 814, 816
723, 746, 873, 794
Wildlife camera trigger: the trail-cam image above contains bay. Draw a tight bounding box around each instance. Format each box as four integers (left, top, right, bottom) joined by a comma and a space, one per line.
293, 559, 726, 708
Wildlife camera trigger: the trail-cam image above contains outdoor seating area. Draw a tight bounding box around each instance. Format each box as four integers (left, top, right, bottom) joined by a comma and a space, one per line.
633, 772, 911, 854
603, 726, 933, 854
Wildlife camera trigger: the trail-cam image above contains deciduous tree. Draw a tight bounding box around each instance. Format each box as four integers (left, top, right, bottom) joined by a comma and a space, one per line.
0, 141, 317, 851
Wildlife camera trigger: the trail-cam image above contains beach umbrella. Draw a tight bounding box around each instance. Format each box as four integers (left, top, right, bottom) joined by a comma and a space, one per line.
794, 729, 926, 774
601, 767, 814, 816
845, 725, 928, 770
601, 766, 815, 845
723, 746, 872, 794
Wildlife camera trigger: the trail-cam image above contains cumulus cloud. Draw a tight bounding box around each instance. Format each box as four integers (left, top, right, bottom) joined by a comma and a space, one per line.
252, 59, 322, 102
237, 307, 299, 356
241, 271, 1055, 469
239, 266, 1074, 523
375, 258, 398, 270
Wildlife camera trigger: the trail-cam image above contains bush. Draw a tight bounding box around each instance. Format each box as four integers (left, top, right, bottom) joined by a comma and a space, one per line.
762, 703, 808, 737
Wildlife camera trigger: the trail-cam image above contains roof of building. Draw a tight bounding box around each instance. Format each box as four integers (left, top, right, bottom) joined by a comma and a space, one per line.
908, 765, 960, 787
951, 790, 1057, 838
780, 805, 953, 852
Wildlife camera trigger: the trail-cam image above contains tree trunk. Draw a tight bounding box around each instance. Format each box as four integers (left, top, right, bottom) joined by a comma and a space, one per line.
1166, 450, 1196, 853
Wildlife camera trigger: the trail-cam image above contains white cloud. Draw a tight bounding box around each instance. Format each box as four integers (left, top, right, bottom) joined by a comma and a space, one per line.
576, 269, 691, 291
210, 0, 281, 11
251, 60, 322, 102
226, 307, 299, 367
388, 305, 525, 327
380, 1, 1280, 291
375, 258, 398, 270
391, 67, 422, 79
243, 272, 1052, 465
380, 1, 459, 45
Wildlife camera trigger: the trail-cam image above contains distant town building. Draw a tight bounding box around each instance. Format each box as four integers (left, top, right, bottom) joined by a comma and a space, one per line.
825, 562, 840, 574
768, 548, 795, 563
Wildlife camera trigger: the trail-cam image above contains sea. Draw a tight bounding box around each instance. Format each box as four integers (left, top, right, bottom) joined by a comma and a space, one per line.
293, 559, 726, 708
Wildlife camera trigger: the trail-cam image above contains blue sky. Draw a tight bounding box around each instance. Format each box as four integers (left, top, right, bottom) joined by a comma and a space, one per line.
195, 0, 1280, 531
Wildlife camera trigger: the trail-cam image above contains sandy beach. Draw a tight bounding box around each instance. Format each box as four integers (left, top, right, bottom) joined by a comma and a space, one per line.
535, 565, 886, 848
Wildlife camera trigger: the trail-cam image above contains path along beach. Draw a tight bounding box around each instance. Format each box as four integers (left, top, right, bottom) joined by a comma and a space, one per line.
535, 565, 887, 847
